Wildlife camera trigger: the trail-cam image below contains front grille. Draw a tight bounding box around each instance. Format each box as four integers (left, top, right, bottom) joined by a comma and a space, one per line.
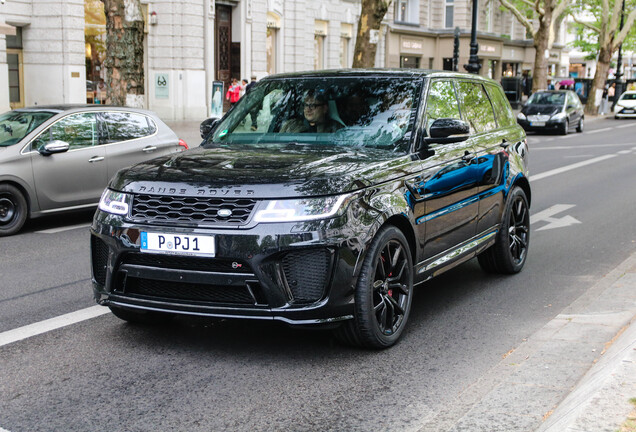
91, 236, 109, 285
121, 253, 253, 274
282, 249, 331, 303
131, 194, 257, 226
118, 278, 256, 304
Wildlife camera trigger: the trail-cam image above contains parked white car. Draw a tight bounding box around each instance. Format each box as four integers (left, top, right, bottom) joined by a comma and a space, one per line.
614, 90, 636, 118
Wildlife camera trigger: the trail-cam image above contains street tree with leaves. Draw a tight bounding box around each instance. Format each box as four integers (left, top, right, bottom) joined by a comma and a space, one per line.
352, 0, 393, 68
498, 0, 572, 92
102, 0, 145, 107
571, 0, 636, 114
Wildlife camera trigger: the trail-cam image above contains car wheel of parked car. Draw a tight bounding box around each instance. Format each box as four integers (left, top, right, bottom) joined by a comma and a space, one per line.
335, 225, 413, 349
576, 117, 584, 133
109, 306, 175, 325
560, 120, 569, 135
0, 184, 28, 237
477, 187, 530, 274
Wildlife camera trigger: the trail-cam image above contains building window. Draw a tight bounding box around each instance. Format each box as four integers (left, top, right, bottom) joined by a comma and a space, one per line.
340, 23, 353, 68
267, 27, 277, 75
485, 3, 492, 32
443, 58, 453, 71
445, 0, 454, 28
400, 56, 420, 68
397, 0, 408, 22
315, 20, 328, 70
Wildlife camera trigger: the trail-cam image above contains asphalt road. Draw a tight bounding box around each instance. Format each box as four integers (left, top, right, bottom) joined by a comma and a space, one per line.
1, 117, 635, 431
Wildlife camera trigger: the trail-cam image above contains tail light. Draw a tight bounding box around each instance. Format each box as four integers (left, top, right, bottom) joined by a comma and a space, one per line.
178, 139, 189, 150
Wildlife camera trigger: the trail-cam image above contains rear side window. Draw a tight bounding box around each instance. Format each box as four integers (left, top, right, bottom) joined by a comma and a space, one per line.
486, 84, 516, 128
424, 80, 462, 134
457, 81, 497, 134
101, 112, 157, 144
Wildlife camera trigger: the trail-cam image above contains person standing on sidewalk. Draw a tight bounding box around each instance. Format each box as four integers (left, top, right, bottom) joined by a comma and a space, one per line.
226, 78, 240, 109
245, 76, 259, 131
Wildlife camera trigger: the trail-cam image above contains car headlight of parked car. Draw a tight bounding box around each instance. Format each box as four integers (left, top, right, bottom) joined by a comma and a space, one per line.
253, 194, 352, 223
516, 112, 526, 120
551, 112, 566, 121
99, 189, 132, 216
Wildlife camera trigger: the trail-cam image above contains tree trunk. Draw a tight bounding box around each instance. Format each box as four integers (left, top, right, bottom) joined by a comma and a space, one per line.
352, 0, 392, 68
531, 15, 551, 93
103, 0, 145, 107
585, 46, 612, 115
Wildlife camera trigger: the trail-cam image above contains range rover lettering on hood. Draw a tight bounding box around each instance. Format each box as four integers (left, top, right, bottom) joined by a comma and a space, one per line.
136, 185, 255, 196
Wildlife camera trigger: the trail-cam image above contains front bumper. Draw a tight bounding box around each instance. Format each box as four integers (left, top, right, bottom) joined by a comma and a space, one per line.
614, 107, 636, 118
517, 118, 565, 132
90, 211, 366, 325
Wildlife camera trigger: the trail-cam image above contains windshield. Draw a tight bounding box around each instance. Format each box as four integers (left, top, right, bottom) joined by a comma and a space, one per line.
204, 76, 423, 153
527, 92, 565, 106
0, 111, 55, 147
620, 93, 636, 100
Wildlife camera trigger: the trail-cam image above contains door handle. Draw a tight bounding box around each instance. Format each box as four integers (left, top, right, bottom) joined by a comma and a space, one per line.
143, 145, 157, 153
88, 156, 104, 163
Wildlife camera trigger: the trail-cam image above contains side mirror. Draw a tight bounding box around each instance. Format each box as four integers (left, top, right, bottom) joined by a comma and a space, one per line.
200, 117, 221, 138
38, 140, 70, 156
421, 118, 470, 147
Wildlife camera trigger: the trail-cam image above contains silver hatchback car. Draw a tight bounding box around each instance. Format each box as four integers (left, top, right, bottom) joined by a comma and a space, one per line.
0, 105, 188, 236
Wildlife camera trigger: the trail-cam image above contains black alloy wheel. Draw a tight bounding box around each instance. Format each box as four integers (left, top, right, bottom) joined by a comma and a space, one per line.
335, 225, 413, 349
0, 184, 28, 237
478, 186, 530, 274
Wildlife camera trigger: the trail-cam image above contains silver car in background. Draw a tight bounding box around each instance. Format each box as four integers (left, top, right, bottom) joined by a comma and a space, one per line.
0, 105, 189, 236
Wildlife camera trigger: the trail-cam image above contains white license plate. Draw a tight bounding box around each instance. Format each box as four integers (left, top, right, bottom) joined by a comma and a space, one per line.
140, 232, 215, 257
623, 109, 634, 113
531, 121, 546, 127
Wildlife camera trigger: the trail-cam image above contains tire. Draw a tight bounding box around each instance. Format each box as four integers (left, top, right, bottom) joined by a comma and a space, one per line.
560, 119, 569, 135
576, 117, 584, 133
478, 187, 530, 274
0, 184, 28, 237
335, 225, 414, 349
109, 306, 174, 325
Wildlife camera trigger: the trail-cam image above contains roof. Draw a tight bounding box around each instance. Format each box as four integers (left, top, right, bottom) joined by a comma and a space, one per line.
261, 68, 498, 84
12, 105, 156, 116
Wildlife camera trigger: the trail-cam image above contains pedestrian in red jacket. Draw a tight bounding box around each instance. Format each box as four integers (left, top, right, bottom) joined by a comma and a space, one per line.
226, 78, 240, 108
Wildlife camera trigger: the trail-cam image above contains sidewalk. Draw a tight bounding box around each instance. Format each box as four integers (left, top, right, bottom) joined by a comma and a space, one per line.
419, 251, 636, 432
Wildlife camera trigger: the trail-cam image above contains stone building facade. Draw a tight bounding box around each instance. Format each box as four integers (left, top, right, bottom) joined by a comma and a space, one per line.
1, 0, 571, 121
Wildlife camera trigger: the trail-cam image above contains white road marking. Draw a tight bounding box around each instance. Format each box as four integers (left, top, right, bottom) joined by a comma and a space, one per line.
615, 123, 636, 128
530, 154, 617, 181
0, 306, 110, 348
531, 143, 633, 150
0, 427, 12, 432
36, 223, 91, 234
617, 150, 632, 154
587, 127, 613, 134
531, 204, 581, 231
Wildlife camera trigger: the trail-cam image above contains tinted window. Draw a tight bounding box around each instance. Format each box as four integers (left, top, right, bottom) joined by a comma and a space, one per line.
457, 81, 497, 134
485, 84, 516, 128
33, 112, 98, 150
621, 93, 636, 100
0, 111, 55, 147
206, 76, 422, 153
101, 112, 156, 143
527, 92, 565, 105
424, 80, 461, 133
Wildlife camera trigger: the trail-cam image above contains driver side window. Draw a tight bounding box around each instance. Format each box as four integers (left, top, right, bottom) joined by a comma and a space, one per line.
424, 80, 461, 134
32, 112, 98, 151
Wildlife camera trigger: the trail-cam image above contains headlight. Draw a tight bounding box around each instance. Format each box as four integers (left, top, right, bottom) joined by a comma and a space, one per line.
253, 194, 351, 223
551, 112, 566, 120
516, 112, 526, 120
98, 189, 131, 216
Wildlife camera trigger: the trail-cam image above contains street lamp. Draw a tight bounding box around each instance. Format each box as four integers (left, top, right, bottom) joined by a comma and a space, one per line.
464, 0, 481, 74
613, 0, 626, 110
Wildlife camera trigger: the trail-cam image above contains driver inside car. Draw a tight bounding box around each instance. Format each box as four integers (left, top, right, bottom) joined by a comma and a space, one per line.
280, 90, 343, 133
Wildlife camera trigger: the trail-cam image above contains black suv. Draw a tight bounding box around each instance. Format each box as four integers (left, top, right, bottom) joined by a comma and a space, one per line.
91, 70, 530, 349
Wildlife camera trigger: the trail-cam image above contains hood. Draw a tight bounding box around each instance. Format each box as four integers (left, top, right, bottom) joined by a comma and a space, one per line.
522, 104, 562, 116
617, 99, 636, 108
109, 143, 418, 198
